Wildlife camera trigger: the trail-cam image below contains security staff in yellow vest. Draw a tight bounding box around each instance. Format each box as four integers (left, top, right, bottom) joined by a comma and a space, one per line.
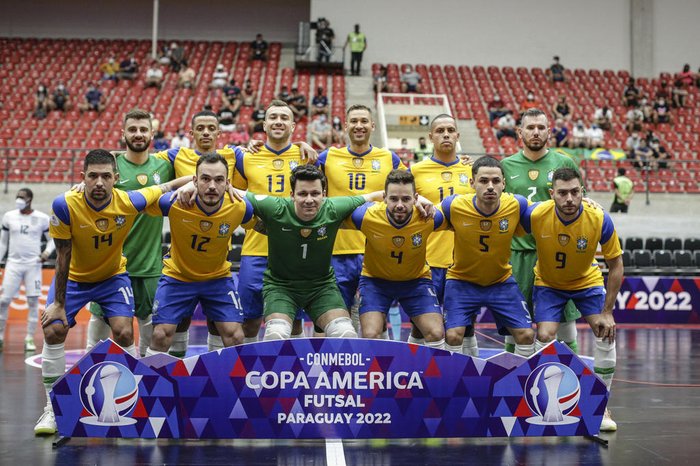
611, 167, 634, 213
346, 24, 367, 76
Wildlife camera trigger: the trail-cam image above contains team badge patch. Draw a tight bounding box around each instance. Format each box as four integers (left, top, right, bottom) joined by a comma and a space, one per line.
480, 220, 492, 231
317, 226, 327, 237
459, 173, 469, 184
411, 233, 422, 247
558, 234, 570, 246
114, 215, 126, 228
547, 170, 554, 182
153, 173, 161, 184
50, 214, 60, 226
392, 236, 405, 247
95, 218, 109, 232
200, 221, 213, 232
300, 228, 312, 238
352, 158, 364, 168
289, 161, 299, 171
498, 218, 509, 232
528, 169, 539, 181
576, 236, 588, 251
219, 223, 230, 236
441, 172, 452, 182
137, 174, 148, 186
272, 159, 284, 170
371, 160, 381, 171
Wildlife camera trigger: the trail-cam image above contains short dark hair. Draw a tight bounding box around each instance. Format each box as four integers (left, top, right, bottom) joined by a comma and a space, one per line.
196, 152, 228, 174
384, 169, 415, 193
346, 104, 372, 117
84, 149, 116, 172
430, 113, 455, 130
520, 108, 548, 127
472, 156, 503, 177
265, 99, 291, 116
123, 108, 151, 126
191, 110, 218, 128
617, 167, 627, 176
552, 167, 582, 185
290, 165, 327, 192
18, 187, 33, 200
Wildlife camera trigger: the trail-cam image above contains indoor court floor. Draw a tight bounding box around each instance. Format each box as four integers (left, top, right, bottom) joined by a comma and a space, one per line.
1, 322, 699, 465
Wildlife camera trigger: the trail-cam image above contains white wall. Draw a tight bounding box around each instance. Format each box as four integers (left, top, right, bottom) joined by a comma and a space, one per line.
0, 0, 310, 42
653, 0, 700, 75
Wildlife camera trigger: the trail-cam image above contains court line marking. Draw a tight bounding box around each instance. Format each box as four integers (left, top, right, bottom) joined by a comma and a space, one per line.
326, 438, 347, 466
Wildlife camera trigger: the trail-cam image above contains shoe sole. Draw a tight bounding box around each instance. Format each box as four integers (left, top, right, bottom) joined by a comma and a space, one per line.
34, 427, 57, 435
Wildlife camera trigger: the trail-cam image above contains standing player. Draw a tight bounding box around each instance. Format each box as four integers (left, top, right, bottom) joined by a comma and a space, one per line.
502, 108, 581, 353
522, 168, 623, 431
35, 149, 187, 435
349, 170, 445, 349
441, 156, 535, 357
233, 100, 315, 342
0, 188, 54, 352
319, 104, 405, 333
145, 153, 254, 355
86, 109, 175, 357
409, 114, 477, 354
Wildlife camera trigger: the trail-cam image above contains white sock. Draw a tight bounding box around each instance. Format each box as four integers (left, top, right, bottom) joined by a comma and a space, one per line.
462, 335, 478, 357
86, 314, 111, 351
535, 339, 549, 352
123, 343, 138, 358
41, 341, 65, 406
515, 343, 535, 357
594, 337, 616, 391
504, 335, 515, 346
26, 296, 39, 338
137, 317, 153, 357
145, 347, 167, 357
243, 336, 258, 344
381, 330, 390, 340
207, 333, 224, 352
169, 330, 189, 357
425, 338, 445, 350
556, 320, 577, 342
446, 343, 463, 354
407, 335, 424, 345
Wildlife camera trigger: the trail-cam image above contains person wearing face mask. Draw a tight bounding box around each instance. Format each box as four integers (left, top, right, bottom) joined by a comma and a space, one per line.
519, 90, 540, 117
170, 128, 191, 149
34, 83, 49, 119
48, 82, 71, 113
0, 188, 55, 353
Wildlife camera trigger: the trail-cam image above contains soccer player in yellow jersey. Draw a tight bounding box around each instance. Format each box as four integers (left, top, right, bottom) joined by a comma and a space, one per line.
409, 114, 478, 354
318, 104, 406, 333
348, 170, 446, 349
144, 153, 254, 356
440, 156, 535, 357
35, 149, 188, 435
521, 168, 623, 432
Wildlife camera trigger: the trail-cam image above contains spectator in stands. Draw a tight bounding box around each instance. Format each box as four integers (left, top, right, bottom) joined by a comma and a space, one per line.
241, 80, 256, 107
678, 64, 695, 87
586, 123, 604, 148
310, 114, 332, 149
488, 94, 509, 123
316, 18, 335, 63
78, 82, 105, 114
311, 87, 329, 116
639, 97, 654, 123
170, 128, 190, 149
277, 85, 291, 102
672, 78, 688, 108
496, 111, 517, 140
221, 78, 241, 111
144, 60, 164, 89
209, 64, 228, 89
177, 60, 196, 88
248, 104, 266, 135
158, 45, 171, 66
217, 105, 237, 132
653, 96, 673, 125
396, 138, 416, 167
345, 24, 367, 76
519, 90, 540, 115
630, 137, 653, 169
551, 95, 572, 121
655, 80, 671, 100
625, 105, 644, 133
593, 105, 613, 131
229, 123, 250, 146
33, 83, 50, 119
117, 56, 139, 81
414, 136, 432, 161
546, 55, 566, 83
331, 115, 344, 145
652, 142, 671, 170
99, 56, 119, 81
622, 77, 640, 107
288, 87, 308, 121
168, 42, 185, 72
625, 132, 642, 157
551, 118, 570, 148
251, 33, 269, 61
401, 65, 422, 93
610, 167, 634, 213
153, 131, 169, 150
570, 119, 588, 148
373, 65, 389, 93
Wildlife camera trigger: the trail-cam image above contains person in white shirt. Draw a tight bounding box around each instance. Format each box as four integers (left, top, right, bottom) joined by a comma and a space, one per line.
209, 64, 228, 89
170, 128, 191, 149
586, 123, 605, 148
0, 188, 54, 352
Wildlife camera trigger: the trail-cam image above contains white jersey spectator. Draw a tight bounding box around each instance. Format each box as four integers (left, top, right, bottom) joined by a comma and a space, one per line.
170, 130, 191, 149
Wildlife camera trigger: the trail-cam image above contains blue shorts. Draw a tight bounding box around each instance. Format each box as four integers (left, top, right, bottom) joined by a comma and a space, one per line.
152, 275, 243, 325
533, 286, 606, 323
331, 254, 364, 309
358, 276, 441, 318
444, 277, 532, 335
46, 273, 134, 328
238, 256, 267, 320
430, 267, 447, 305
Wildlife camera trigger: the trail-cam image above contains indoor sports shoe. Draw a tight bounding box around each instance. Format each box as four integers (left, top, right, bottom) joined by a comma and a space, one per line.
24, 336, 36, 352
34, 407, 57, 435
600, 408, 617, 432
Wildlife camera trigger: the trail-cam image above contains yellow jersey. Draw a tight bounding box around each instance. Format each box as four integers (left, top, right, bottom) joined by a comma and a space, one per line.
153, 146, 241, 180
522, 200, 622, 290
410, 157, 474, 268
49, 186, 163, 283
442, 193, 528, 286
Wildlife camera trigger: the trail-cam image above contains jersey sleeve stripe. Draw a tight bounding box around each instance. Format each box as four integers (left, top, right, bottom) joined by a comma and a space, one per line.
600, 211, 615, 244
158, 193, 175, 216
242, 197, 255, 224
433, 209, 444, 229
441, 195, 456, 226
52, 194, 71, 225
167, 148, 179, 164
391, 151, 402, 169
127, 190, 148, 212
351, 202, 371, 230
317, 149, 329, 170
521, 202, 538, 234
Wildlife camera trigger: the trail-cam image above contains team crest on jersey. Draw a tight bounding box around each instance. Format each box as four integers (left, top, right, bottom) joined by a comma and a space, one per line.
200, 221, 213, 232
289, 161, 299, 171
153, 172, 161, 184
480, 220, 492, 231
441, 172, 452, 182
317, 226, 327, 237
547, 170, 555, 182
576, 236, 588, 251
371, 160, 381, 171
352, 158, 364, 168
95, 218, 109, 232
558, 234, 570, 246
218, 223, 231, 236
137, 174, 148, 186
411, 233, 422, 247
114, 215, 126, 229
499, 218, 509, 232
50, 214, 60, 226
300, 228, 312, 238
459, 173, 469, 185
270, 159, 284, 170
392, 236, 405, 247
528, 169, 539, 181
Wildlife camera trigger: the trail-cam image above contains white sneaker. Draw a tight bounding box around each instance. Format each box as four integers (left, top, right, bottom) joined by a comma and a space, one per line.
34, 407, 57, 435
24, 336, 36, 352
600, 408, 617, 432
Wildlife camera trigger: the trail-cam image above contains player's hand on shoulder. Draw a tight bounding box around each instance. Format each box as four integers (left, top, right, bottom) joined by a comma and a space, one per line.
296, 141, 319, 164
459, 154, 473, 166
173, 181, 197, 208
227, 184, 246, 203
583, 197, 603, 210
245, 139, 264, 154
71, 181, 86, 193
415, 195, 435, 220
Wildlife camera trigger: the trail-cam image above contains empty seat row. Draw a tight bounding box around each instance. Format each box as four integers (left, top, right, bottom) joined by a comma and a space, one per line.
622, 237, 700, 252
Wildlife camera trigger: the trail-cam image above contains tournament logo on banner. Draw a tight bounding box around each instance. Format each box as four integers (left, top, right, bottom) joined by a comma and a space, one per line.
524, 363, 580, 426
79, 362, 139, 426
